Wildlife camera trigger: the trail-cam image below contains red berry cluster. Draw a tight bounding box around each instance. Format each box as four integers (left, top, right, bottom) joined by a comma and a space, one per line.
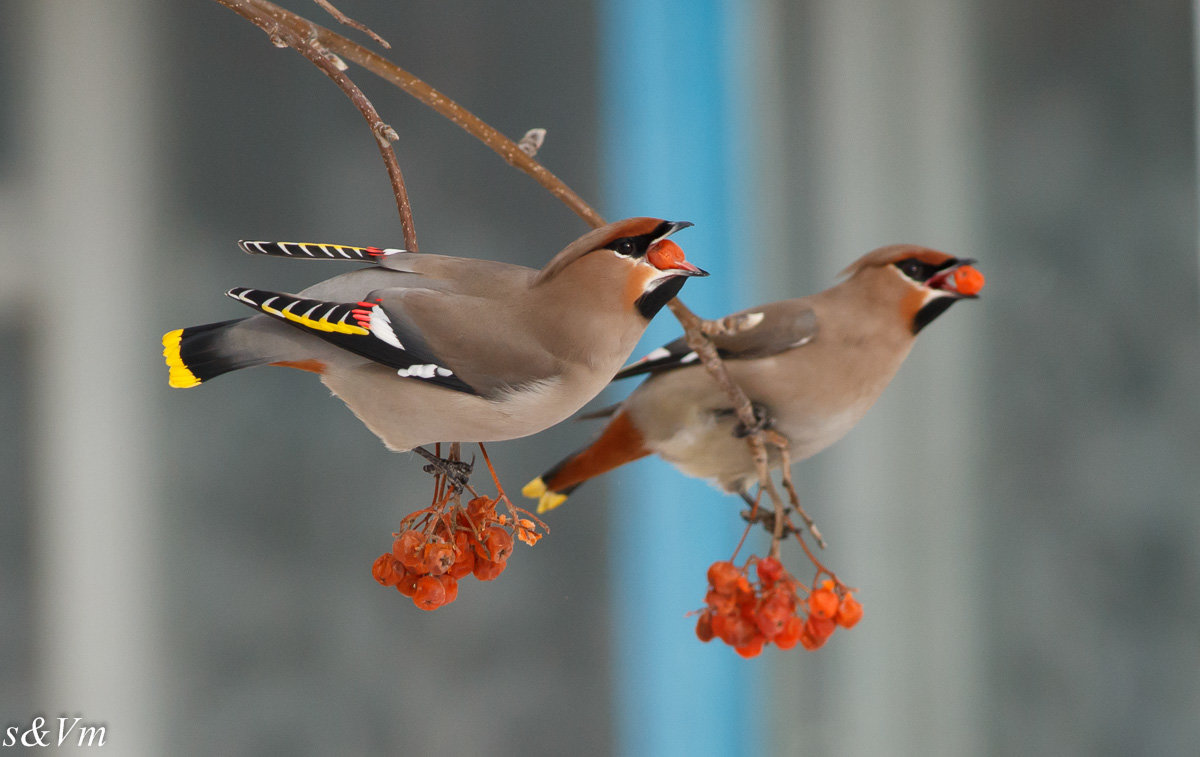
695, 557, 862, 657
371, 495, 542, 610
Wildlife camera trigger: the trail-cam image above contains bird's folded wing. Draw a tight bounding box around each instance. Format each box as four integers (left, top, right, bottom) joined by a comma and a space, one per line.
238, 240, 407, 263
225, 286, 479, 395
614, 303, 818, 380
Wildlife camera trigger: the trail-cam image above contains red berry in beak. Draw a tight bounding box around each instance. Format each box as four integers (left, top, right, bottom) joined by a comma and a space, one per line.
647, 239, 707, 276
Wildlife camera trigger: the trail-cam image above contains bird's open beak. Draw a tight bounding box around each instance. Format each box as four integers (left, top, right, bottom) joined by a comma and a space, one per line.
659, 220, 694, 239
647, 238, 708, 277
928, 258, 985, 298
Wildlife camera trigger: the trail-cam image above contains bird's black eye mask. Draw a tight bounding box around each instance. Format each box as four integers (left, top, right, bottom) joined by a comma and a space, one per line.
607, 221, 684, 260
893, 256, 956, 283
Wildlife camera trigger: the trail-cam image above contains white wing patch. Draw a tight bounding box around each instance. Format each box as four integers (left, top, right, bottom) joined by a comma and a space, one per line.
397, 363, 456, 379
368, 307, 404, 349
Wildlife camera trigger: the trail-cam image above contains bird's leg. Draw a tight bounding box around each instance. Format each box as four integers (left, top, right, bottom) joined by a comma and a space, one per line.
413, 445, 473, 492
732, 401, 774, 438
766, 430, 827, 549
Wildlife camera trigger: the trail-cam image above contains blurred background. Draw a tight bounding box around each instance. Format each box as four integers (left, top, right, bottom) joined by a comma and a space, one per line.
2, 0, 1198, 754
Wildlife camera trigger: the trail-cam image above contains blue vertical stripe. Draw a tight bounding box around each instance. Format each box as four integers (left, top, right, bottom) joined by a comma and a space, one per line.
600, 1, 764, 755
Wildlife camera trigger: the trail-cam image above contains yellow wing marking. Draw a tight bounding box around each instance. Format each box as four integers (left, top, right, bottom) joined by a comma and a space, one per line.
260, 300, 369, 335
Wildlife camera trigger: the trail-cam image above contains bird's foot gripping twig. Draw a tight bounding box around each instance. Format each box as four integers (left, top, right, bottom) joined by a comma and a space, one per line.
413, 445, 473, 492
732, 402, 774, 438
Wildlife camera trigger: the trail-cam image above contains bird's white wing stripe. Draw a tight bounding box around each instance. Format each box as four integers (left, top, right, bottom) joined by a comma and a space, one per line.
397, 364, 438, 379
368, 308, 404, 349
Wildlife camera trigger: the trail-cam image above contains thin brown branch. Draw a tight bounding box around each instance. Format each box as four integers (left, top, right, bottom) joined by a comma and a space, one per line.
242, 0, 606, 229
212, 0, 418, 250
312, 0, 391, 48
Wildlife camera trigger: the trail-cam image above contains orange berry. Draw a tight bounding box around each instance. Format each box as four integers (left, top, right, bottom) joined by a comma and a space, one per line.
448, 533, 476, 579
448, 556, 475, 580
735, 635, 766, 658
395, 570, 419, 598
733, 576, 756, 606
765, 584, 798, 613
412, 575, 446, 610
705, 589, 737, 615
806, 614, 837, 640
836, 594, 863, 628
799, 625, 825, 651
719, 614, 759, 648
754, 597, 793, 640
953, 265, 985, 296
371, 553, 403, 587
437, 574, 459, 605
755, 556, 784, 585
706, 561, 742, 594
710, 613, 733, 644
466, 496, 496, 523
472, 557, 506, 582
421, 540, 456, 576
774, 616, 804, 650
808, 587, 839, 620
474, 526, 514, 563
695, 611, 715, 643
392, 530, 425, 571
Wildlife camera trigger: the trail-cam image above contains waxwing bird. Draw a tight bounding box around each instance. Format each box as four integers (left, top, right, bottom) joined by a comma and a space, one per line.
162, 217, 706, 453
524, 245, 984, 511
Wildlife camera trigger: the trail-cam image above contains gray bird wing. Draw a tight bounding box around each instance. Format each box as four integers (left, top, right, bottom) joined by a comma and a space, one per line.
238, 239, 538, 297
614, 299, 818, 380
224, 254, 547, 397
366, 285, 561, 396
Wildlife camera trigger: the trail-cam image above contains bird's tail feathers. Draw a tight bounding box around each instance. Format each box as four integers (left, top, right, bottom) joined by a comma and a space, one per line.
523, 411, 650, 513
162, 318, 266, 388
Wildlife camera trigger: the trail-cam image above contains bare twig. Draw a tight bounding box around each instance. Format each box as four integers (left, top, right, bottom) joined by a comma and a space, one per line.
312, 0, 391, 48
212, 0, 418, 250
238, 0, 605, 228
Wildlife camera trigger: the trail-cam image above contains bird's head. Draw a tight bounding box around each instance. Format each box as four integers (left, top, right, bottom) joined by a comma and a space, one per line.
840, 245, 985, 334
535, 217, 706, 319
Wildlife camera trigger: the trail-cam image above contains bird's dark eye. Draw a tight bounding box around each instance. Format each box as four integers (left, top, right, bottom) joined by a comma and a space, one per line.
612, 238, 637, 258
895, 258, 936, 281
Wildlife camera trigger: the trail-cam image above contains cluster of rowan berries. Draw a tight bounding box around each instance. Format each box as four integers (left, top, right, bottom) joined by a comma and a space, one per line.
695, 556, 862, 657
371, 494, 543, 610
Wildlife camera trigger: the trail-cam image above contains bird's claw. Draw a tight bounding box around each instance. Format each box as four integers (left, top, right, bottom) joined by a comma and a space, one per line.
733, 402, 774, 438
424, 458, 473, 490
414, 446, 474, 491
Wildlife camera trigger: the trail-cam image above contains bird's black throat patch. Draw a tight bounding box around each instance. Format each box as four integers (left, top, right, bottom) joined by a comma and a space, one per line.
635, 275, 687, 320
913, 297, 959, 334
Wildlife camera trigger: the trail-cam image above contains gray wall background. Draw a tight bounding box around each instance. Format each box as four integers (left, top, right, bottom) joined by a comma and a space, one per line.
0, 1, 1196, 755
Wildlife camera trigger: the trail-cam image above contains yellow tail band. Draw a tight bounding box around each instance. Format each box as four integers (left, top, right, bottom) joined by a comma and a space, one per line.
523, 477, 568, 513
162, 329, 201, 388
